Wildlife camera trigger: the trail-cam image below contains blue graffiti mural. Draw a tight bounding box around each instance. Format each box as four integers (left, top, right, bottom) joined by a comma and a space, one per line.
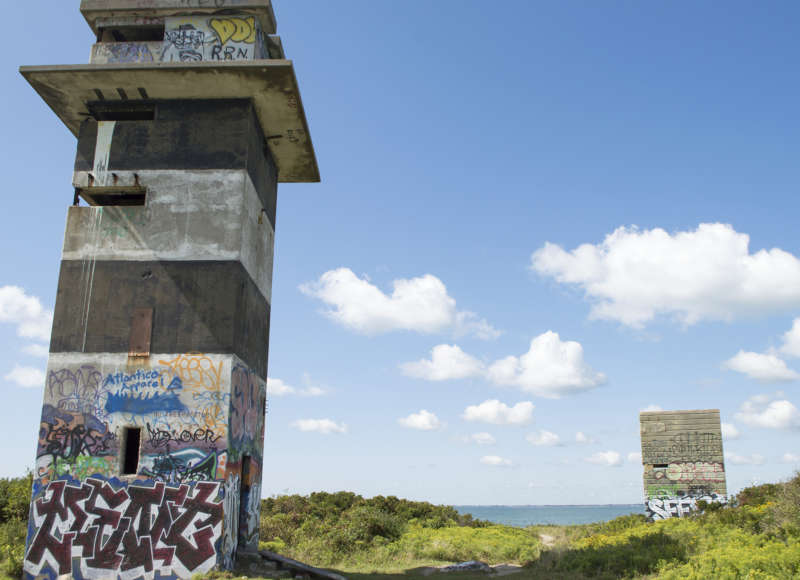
104, 375, 186, 414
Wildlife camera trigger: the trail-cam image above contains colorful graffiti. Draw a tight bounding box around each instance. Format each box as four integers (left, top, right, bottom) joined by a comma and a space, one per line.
139, 449, 223, 484
230, 364, 261, 445
220, 474, 240, 568
646, 493, 728, 520
37, 404, 117, 484
29, 355, 264, 572
25, 478, 223, 579
47, 366, 107, 417
161, 15, 265, 62
655, 462, 725, 483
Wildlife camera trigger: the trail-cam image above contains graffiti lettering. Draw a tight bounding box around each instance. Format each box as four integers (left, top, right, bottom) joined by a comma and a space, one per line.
146, 423, 222, 448
25, 479, 223, 579
210, 17, 256, 45
39, 405, 116, 462
646, 493, 727, 520
660, 461, 725, 483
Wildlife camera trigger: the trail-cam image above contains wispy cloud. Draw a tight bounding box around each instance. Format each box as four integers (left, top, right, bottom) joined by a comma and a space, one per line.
585, 451, 623, 467
4, 365, 45, 388
526, 430, 562, 447
725, 451, 765, 465
480, 455, 512, 467
268, 377, 327, 397
290, 419, 348, 434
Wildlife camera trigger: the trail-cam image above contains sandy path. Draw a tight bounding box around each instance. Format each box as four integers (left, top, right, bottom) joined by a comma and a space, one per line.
539, 533, 556, 548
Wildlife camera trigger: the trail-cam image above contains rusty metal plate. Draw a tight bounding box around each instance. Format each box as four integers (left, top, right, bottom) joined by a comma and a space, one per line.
128, 307, 153, 357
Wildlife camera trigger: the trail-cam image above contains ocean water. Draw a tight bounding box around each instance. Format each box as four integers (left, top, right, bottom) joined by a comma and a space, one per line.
455, 504, 646, 527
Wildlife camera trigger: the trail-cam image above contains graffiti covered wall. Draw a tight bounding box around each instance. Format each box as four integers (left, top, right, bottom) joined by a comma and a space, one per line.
640, 409, 727, 520
25, 353, 263, 579
89, 14, 270, 64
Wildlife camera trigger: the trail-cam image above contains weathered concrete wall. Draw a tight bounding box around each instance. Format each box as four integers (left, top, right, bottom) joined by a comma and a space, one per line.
26, 97, 275, 578
25, 352, 265, 579
640, 409, 727, 520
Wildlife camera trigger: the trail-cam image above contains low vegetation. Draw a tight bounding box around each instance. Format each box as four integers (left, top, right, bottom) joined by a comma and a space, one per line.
4, 472, 800, 579
258, 491, 540, 571
0, 473, 31, 579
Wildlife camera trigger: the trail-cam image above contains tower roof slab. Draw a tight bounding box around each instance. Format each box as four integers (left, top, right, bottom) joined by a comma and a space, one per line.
81, 0, 277, 34
20, 61, 319, 183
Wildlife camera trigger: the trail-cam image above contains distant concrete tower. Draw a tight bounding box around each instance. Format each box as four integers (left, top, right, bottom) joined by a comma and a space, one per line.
640, 409, 727, 520
20, 1, 318, 578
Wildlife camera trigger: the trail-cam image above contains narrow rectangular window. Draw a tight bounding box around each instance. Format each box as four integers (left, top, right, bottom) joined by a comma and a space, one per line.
653, 464, 669, 470
79, 188, 147, 207
241, 455, 252, 484
122, 427, 141, 475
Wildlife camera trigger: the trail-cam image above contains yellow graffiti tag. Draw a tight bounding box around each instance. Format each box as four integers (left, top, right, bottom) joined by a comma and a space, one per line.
210, 17, 256, 45
159, 354, 223, 390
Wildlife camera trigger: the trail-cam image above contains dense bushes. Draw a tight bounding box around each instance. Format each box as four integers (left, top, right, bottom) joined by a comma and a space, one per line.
258, 491, 539, 569
541, 472, 800, 579
0, 474, 31, 579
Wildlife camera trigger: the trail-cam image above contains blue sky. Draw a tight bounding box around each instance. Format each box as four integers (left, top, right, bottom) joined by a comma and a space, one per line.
2, 0, 800, 505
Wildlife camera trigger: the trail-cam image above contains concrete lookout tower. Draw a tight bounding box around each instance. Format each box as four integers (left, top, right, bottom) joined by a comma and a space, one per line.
640, 409, 727, 520
20, 1, 318, 578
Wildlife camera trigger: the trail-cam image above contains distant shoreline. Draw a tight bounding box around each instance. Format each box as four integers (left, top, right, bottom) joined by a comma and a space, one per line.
454, 503, 645, 526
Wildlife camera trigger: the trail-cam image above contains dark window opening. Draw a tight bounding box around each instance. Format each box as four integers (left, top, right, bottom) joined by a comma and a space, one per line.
122, 427, 141, 475
653, 464, 669, 469
89, 101, 156, 121
99, 25, 165, 43
241, 455, 252, 485
79, 187, 147, 207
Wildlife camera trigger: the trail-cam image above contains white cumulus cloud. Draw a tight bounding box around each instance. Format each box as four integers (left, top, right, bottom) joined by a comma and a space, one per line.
641, 405, 664, 412
486, 331, 605, 398
401, 344, 484, 381
721, 423, 740, 440
531, 223, 800, 328
735, 394, 800, 430
725, 452, 765, 465
586, 451, 623, 467
462, 400, 534, 426
4, 365, 45, 388
575, 431, 596, 444
398, 410, 444, 431
526, 430, 561, 447
627, 452, 642, 463
0, 286, 53, 341
290, 419, 347, 434
299, 268, 499, 339
722, 351, 799, 382
480, 455, 512, 467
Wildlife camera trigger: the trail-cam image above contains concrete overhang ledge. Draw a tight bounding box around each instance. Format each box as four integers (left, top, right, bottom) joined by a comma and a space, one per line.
20, 61, 319, 183
80, 0, 277, 35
